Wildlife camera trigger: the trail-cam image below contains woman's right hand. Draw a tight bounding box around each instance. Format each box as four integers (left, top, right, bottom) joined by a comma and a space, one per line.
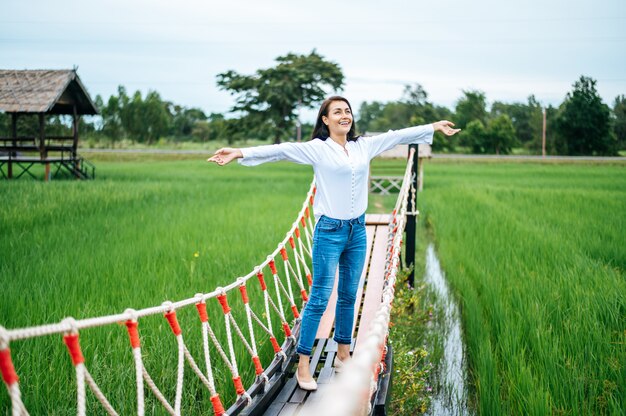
207, 148, 243, 166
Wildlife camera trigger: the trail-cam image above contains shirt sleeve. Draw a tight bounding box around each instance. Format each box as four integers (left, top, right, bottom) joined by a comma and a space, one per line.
237, 141, 320, 166
365, 124, 435, 159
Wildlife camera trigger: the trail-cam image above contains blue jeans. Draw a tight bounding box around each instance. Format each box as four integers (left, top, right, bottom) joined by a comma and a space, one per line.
296, 214, 367, 356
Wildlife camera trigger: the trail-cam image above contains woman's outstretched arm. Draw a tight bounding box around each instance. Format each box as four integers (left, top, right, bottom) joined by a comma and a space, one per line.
366, 120, 461, 159
208, 141, 320, 167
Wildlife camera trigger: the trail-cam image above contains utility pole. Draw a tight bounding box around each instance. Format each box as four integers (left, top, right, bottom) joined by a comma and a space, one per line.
542, 108, 547, 157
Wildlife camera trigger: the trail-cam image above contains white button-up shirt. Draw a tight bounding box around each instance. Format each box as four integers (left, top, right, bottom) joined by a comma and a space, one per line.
239, 124, 434, 220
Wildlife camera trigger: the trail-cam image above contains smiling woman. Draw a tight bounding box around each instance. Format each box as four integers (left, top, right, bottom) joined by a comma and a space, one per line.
208, 95, 460, 391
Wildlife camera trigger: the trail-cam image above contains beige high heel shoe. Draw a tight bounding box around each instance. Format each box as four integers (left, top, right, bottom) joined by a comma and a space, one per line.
334, 356, 347, 373
295, 369, 318, 391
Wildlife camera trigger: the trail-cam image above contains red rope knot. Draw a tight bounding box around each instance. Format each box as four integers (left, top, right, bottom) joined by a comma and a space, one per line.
300, 289, 309, 302
232, 376, 245, 395
280, 247, 289, 261
269, 336, 281, 354
216, 289, 231, 314
125, 320, 141, 349
290, 305, 300, 319
0, 348, 19, 386
210, 394, 225, 416
268, 259, 278, 275
304, 206, 310, 218
281, 322, 292, 337
163, 307, 182, 336
300, 217, 307, 228
306, 273, 312, 286
294, 227, 300, 238
63, 333, 85, 366
252, 356, 264, 375
239, 284, 249, 305
256, 270, 267, 291
195, 300, 209, 323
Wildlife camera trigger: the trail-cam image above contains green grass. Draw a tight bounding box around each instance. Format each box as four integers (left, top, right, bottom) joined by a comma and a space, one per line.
414, 160, 626, 415
1, 156, 313, 414
3, 156, 625, 415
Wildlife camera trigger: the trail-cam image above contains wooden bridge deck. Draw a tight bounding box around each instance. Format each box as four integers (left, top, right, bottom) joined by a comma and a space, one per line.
241, 214, 393, 416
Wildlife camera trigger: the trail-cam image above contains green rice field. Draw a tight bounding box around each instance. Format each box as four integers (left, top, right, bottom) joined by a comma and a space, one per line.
1, 155, 625, 415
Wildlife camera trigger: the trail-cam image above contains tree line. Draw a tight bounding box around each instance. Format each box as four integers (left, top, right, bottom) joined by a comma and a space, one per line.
1, 51, 624, 155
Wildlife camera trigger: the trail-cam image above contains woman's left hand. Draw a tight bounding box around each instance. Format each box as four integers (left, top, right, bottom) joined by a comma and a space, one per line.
432, 120, 461, 136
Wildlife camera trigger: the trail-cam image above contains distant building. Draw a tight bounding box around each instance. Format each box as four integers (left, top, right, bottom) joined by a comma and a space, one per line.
0, 69, 98, 180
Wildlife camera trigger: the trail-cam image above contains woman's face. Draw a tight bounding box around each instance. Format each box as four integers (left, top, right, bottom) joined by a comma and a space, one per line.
322, 100, 353, 139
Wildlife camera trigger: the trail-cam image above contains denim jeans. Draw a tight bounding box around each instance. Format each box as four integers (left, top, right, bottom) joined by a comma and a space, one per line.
296, 214, 367, 356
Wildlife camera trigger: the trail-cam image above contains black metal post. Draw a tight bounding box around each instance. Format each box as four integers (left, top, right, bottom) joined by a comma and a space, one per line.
405, 144, 419, 287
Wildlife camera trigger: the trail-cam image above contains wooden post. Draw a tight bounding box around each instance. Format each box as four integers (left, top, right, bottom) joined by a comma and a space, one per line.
9, 113, 17, 179
38, 113, 49, 181
406, 144, 419, 287
73, 105, 80, 172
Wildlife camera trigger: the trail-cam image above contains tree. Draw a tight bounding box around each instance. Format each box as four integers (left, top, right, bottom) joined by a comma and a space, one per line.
459, 120, 487, 154
553, 76, 616, 155
217, 50, 344, 143
455, 90, 488, 130
486, 114, 517, 155
491, 95, 543, 153
613, 95, 626, 151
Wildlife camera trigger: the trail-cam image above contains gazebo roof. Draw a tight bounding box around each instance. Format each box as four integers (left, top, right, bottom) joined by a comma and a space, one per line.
0, 69, 98, 115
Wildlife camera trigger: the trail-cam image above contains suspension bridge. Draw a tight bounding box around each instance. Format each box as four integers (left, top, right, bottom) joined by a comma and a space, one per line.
0, 148, 420, 416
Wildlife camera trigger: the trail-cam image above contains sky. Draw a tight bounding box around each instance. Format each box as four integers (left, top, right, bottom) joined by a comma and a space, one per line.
1, 0, 625, 122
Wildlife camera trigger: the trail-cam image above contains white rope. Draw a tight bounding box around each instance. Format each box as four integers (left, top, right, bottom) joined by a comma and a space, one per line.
262, 291, 274, 335
284, 256, 306, 295
278, 247, 298, 309
222, 307, 240, 380
228, 314, 255, 357
289, 240, 306, 291
84, 368, 119, 416
294, 237, 312, 285
205, 321, 235, 375
141, 366, 177, 415
174, 335, 185, 416
75, 363, 86, 416
200, 323, 217, 395
131, 347, 145, 416
7, 383, 29, 416
183, 346, 214, 392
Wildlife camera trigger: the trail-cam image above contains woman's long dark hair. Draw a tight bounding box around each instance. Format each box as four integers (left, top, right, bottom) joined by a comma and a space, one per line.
310, 96, 358, 141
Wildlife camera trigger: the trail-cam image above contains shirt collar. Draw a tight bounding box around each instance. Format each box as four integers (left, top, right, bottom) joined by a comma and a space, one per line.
325, 138, 350, 152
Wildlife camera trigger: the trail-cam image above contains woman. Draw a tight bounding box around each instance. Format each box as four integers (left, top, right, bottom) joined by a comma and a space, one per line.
208, 96, 460, 391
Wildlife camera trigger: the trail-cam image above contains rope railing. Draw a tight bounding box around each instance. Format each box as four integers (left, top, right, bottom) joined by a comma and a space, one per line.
302, 147, 417, 416
0, 182, 317, 416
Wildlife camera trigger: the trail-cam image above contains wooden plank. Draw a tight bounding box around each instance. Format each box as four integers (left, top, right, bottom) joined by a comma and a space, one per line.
276, 402, 299, 416
354, 225, 389, 353
365, 214, 391, 226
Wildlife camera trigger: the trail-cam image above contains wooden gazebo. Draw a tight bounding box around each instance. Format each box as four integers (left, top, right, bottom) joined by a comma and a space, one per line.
0, 69, 98, 180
